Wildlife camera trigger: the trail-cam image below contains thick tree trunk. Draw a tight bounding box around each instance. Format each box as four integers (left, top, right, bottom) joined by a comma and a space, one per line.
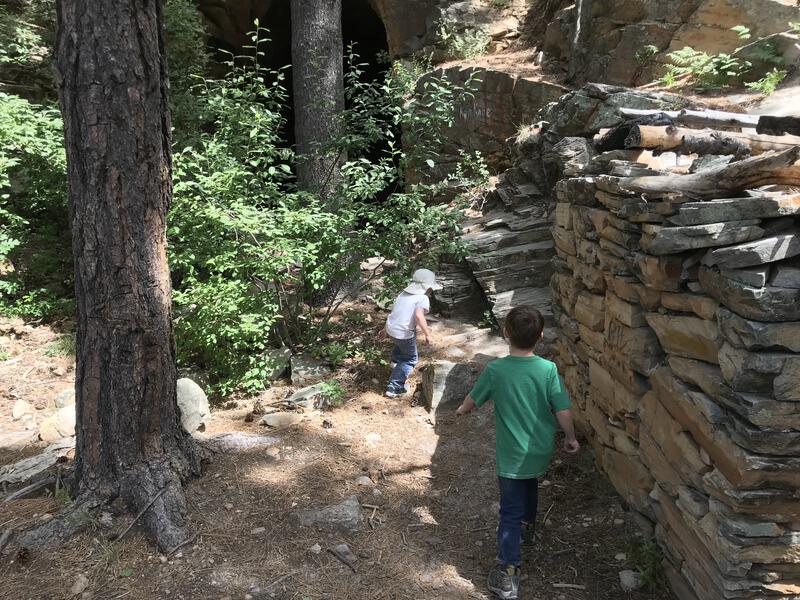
291, 0, 345, 199
626, 125, 800, 156
27, 0, 202, 552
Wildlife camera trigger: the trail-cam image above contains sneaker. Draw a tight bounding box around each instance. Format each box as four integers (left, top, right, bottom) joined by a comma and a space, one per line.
487, 564, 520, 600
384, 389, 406, 398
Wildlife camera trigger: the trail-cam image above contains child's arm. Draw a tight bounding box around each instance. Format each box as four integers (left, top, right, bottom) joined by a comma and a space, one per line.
555, 409, 580, 454
456, 394, 477, 416
415, 306, 432, 345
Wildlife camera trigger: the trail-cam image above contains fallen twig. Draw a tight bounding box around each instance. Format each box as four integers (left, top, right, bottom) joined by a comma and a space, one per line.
4, 476, 55, 502
0, 529, 13, 554
166, 533, 197, 557
265, 571, 298, 590
553, 583, 586, 590
114, 485, 168, 542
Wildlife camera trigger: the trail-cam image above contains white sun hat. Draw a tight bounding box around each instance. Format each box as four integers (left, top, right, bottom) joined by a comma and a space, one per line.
404, 268, 443, 295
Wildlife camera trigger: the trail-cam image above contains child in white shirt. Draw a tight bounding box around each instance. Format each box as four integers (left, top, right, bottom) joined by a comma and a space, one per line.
384, 269, 441, 398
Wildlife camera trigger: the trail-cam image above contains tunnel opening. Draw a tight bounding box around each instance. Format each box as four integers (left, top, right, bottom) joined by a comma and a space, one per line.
254, 0, 391, 148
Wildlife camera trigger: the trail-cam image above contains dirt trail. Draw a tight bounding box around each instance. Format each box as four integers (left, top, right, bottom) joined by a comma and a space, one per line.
0, 317, 674, 600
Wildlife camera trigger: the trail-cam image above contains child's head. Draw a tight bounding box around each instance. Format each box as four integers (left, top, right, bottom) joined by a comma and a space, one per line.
503, 306, 544, 351
404, 269, 443, 296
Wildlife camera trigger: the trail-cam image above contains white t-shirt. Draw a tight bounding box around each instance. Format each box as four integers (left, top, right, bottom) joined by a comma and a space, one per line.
385, 292, 430, 340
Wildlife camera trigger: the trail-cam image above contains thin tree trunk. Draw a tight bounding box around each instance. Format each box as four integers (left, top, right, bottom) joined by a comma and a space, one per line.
19, 0, 202, 552
291, 0, 345, 199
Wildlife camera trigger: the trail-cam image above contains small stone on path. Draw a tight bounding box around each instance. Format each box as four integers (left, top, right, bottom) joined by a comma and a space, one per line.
295, 495, 362, 531
250, 527, 266, 535
70, 573, 89, 596
356, 475, 374, 486
260, 412, 304, 429
615, 552, 627, 561
12, 399, 32, 420
619, 569, 644, 591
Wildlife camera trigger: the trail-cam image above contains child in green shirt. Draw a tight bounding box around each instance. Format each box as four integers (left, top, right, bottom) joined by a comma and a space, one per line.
457, 305, 579, 600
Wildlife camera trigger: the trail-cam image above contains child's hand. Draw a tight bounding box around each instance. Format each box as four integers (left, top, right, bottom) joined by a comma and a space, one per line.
456, 403, 472, 416
563, 437, 580, 454
422, 333, 431, 345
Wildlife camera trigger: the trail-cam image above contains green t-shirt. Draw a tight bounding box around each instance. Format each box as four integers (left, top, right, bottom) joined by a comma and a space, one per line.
469, 355, 571, 479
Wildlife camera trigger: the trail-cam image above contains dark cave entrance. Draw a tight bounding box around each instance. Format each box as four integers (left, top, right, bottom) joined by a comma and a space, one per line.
258, 0, 390, 147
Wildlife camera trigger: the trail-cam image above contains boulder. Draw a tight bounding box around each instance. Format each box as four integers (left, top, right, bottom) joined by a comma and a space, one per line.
422, 361, 483, 414
295, 495, 362, 531
176, 378, 210, 433
290, 354, 333, 386
286, 383, 329, 409
38, 405, 76, 442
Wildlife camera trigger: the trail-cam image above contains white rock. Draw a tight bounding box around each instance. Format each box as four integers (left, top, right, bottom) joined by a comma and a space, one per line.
250, 527, 266, 535
70, 573, 89, 596
55, 388, 76, 408
12, 399, 32, 420
619, 569, 643, 592
309, 543, 322, 554
38, 405, 76, 442
356, 476, 374, 486
614, 552, 627, 561
176, 378, 210, 433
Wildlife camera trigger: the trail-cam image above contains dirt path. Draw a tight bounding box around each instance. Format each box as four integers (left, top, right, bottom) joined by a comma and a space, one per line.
0, 317, 675, 600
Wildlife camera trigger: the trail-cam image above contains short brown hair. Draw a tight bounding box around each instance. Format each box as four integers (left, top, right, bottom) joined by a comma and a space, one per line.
504, 306, 544, 350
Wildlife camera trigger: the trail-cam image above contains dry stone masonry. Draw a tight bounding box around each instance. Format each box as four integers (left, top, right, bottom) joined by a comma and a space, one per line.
547, 101, 800, 598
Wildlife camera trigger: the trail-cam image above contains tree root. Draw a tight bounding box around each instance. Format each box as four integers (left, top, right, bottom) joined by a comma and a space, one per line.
13, 454, 202, 553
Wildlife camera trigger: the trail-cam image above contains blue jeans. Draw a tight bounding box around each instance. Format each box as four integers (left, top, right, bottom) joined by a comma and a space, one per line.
386, 336, 418, 394
497, 477, 539, 566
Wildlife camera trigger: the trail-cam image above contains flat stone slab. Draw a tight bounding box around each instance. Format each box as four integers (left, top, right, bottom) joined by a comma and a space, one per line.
769, 261, 800, 289
641, 221, 764, 255
260, 412, 305, 429
700, 267, 800, 322
719, 265, 770, 288
669, 194, 800, 226
294, 495, 362, 531
718, 308, 800, 353
290, 355, 332, 386
646, 313, 720, 364
702, 233, 800, 269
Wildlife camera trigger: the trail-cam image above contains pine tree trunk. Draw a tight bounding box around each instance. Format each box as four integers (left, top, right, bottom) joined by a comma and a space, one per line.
291, 0, 346, 199
37, 0, 202, 552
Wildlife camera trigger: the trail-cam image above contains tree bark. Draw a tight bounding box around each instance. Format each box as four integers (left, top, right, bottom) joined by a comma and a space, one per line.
618, 107, 760, 130
291, 0, 346, 199
23, 0, 202, 552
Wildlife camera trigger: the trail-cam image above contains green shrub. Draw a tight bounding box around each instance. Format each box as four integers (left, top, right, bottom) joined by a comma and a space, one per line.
436, 19, 490, 60
746, 68, 787, 95
319, 380, 346, 409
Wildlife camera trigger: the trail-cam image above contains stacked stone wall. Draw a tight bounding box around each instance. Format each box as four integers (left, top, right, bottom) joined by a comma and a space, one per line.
551, 129, 800, 597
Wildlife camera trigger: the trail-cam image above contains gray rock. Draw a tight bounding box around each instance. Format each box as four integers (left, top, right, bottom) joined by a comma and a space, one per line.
290, 355, 333, 386
670, 195, 800, 226
421, 361, 483, 413
263, 347, 292, 380
619, 569, 644, 592
641, 221, 764, 255
195, 432, 279, 453
717, 308, 800, 352
645, 314, 720, 365
720, 265, 770, 288
286, 383, 328, 409
259, 412, 304, 429
769, 261, 800, 289
699, 267, 800, 322
295, 495, 362, 531
176, 378, 210, 433
54, 388, 75, 408
702, 233, 800, 269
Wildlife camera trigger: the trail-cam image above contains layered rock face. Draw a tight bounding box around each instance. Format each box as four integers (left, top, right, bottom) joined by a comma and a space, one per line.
545, 0, 800, 86
547, 99, 800, 597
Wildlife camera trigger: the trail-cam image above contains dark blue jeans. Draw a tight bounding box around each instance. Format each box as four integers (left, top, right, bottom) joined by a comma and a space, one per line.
386, 336, 418, 394
497, 476, 539, 567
